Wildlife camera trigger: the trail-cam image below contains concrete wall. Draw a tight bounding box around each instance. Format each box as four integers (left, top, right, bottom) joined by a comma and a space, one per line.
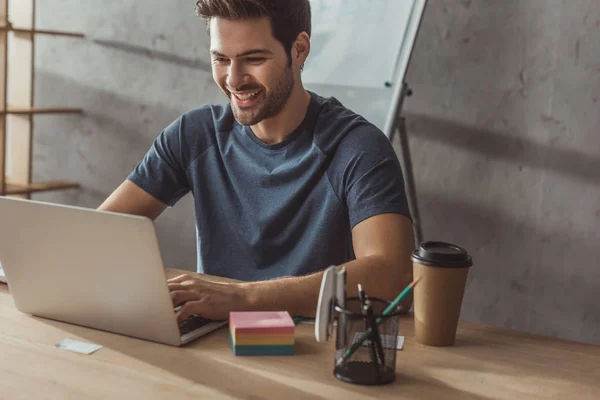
402, 0, 600, 345
33, 0, 209, 270
31, 1, 599, 344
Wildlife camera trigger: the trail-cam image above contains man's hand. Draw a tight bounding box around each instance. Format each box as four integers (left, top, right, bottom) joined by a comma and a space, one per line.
168, 274, 249, 322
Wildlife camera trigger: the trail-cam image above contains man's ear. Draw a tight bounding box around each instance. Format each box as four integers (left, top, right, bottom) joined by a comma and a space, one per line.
293, 32, 310, 69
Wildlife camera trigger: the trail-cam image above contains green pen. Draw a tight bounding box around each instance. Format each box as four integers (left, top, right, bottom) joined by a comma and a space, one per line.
336, 277, 421, 366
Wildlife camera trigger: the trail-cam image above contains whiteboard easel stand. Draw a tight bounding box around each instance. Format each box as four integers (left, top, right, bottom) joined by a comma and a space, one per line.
387, 82, 422, 246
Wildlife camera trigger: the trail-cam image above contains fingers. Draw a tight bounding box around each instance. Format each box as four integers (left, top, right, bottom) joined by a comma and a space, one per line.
167, 274, 194, 284
176, 300, 204, 322
170, 290, 201, 308
167, 283, 191, 292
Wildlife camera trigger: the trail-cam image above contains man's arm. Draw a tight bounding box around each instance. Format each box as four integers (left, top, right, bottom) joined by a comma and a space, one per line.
244, 213, 415, 317
98, 180, 168, 221
170, 213, 414, 321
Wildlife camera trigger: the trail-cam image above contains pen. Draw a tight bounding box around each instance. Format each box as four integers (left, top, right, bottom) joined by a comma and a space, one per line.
337, 277, 421, 366
365, 297, 385, 366
358, 285, 379, 367
358, 283, 366, 306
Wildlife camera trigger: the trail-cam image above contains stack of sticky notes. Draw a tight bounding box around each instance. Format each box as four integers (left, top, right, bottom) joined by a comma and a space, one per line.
229, 311, 295, 356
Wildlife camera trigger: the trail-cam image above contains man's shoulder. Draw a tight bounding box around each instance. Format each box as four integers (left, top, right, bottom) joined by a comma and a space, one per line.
170, 102, 236, 167
310, 92, 390, 155
179, 102, 235, 135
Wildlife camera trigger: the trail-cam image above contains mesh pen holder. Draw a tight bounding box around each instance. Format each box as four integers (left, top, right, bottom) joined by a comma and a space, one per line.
333, 297, 401, 385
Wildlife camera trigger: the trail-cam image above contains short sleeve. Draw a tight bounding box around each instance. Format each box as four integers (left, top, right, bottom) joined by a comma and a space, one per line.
328, 128, 411, 228
127, 116, 190, 207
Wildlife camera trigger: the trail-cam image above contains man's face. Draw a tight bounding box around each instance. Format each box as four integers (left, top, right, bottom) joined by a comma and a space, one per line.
210, 17, 295, 126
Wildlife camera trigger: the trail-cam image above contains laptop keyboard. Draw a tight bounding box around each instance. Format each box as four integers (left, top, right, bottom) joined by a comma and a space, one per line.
178, 315, 213, 335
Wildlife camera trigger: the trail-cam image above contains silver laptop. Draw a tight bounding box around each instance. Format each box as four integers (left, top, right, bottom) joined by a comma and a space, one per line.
0, 196, 227, 346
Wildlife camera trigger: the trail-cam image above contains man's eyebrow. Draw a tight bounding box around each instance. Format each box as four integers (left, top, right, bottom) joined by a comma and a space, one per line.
210, 49, 274, 58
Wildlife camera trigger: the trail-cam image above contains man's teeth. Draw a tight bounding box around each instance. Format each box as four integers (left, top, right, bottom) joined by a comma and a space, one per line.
235, 91, 260, 100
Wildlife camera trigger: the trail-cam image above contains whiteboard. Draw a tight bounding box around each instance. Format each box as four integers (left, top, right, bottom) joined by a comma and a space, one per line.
303, 0, 427, 136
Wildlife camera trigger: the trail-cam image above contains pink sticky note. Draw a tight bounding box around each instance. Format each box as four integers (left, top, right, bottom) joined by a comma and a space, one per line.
230, 311, 295, 335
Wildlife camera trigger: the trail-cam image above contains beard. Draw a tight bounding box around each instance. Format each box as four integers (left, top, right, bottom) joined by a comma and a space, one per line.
224, 66, 295, 126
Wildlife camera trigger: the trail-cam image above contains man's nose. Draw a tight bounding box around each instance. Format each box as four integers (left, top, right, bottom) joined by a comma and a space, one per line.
226, 62, 247, 91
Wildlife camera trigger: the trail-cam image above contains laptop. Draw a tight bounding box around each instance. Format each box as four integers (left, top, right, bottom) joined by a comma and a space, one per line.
0, 196, 227, 346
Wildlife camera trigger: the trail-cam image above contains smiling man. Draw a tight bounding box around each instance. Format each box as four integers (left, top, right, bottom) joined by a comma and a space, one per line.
99, 0, 415, 322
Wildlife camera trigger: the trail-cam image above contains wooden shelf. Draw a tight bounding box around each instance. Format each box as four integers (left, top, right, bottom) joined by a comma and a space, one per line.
0, 25, 84, 38
4, 180, 80, 195
2, 106, 82, 115
0, 1, 84, 200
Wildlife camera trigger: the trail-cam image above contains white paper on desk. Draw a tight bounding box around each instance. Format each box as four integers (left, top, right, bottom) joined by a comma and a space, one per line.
55, 339, 103, 355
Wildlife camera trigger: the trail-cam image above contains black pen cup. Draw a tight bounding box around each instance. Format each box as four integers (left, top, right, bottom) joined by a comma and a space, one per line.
334, 297, 401, 385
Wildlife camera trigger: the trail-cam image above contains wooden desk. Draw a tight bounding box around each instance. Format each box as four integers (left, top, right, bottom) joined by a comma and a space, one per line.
1, 269, 599, 399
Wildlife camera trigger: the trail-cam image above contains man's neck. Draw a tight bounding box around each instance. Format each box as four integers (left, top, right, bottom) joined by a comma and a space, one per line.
249, 86, 311, 145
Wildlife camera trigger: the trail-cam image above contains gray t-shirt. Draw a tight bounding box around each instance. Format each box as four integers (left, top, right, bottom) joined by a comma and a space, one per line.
128, 91, 410, 281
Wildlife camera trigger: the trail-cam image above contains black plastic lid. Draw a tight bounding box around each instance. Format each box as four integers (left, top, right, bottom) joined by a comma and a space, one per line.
411, 241, 473, 268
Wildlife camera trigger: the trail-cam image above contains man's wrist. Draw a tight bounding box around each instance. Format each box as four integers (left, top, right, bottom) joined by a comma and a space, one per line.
237, 281, 261, 311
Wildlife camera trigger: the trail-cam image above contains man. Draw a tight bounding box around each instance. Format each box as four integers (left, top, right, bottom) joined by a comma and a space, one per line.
99, 0, 415, 322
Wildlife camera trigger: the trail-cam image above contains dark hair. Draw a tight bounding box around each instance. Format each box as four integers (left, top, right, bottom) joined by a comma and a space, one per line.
195, 0, 311, 65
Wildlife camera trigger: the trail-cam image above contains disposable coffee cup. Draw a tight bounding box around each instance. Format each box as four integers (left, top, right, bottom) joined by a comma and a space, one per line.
411, 241, 473, 346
